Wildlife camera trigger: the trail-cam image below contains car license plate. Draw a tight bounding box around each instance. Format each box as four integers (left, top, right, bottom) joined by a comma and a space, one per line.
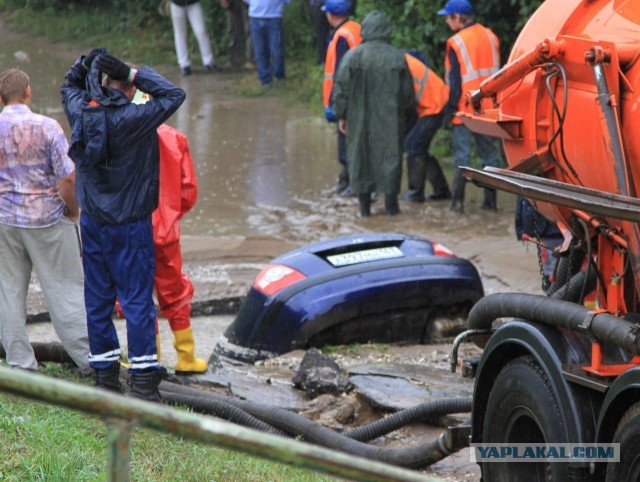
327, 246, 404, 267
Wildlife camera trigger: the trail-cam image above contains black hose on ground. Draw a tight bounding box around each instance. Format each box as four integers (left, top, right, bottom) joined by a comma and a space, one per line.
468, 293, 640, 354
160, 381, 466, 469
12, 342, 470, 468
343, 396, 472, 442
0, 342, 74, 364
161, 390, 288, 436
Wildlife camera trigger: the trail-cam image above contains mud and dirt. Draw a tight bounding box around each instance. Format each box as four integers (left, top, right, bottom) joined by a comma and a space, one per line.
5, 24, 547, 481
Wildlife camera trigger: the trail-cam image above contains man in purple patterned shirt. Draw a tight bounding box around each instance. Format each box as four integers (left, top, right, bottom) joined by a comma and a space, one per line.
0, 69, 90, 373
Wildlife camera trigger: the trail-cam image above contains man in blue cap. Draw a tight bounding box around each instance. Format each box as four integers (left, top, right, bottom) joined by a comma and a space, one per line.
438, 0, 501, 212
322, 0, 362, 197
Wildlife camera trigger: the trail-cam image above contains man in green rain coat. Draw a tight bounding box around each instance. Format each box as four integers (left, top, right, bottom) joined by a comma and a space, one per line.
332, 10, 416, 216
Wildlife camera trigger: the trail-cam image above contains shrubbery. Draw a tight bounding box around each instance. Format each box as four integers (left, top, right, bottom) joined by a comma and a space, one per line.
0, 0, 544, 70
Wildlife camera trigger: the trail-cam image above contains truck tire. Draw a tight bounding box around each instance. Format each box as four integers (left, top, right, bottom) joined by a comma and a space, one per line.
606, 401, 640, 481
481, 355, 568, 481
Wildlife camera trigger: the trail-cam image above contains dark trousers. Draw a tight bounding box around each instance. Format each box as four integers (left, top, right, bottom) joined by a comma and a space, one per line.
250, 17, 285, 85
81, 214, 159, 373
309, 2, 330, 64
227, 0, 252, 68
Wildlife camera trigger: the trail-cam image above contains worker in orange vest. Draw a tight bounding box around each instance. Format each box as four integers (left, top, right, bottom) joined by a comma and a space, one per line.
402, 50, 451, 203
439, 0, 500, 212
322, 0, 361, 197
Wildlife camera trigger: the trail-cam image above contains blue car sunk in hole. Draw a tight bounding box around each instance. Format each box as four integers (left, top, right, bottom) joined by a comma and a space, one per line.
214, 233, 484, 363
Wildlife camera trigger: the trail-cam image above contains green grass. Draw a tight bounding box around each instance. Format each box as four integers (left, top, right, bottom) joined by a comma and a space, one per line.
0, 364, 334, 481
0, 4, 176, 66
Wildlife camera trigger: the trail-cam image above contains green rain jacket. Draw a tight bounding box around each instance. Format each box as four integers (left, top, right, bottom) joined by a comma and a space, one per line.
332, 10, 416, 194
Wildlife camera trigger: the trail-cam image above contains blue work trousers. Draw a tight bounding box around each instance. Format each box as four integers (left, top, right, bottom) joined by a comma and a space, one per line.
404, 113, 443, 156
452, 124, 500, 169
81, 214, 160, 373
250, 17, 285, 85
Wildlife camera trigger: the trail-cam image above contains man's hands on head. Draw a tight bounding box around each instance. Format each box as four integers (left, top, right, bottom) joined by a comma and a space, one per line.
95, 54, 131, 82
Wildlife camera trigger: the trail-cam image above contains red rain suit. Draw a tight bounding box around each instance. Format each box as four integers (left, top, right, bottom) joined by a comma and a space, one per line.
153, 124, 198, 332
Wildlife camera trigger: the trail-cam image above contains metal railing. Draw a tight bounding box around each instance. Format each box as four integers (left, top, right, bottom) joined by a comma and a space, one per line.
0, 366, 445, 482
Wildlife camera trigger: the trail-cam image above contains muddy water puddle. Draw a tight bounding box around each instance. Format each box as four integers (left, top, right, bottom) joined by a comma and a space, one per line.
1, 26, 525, 253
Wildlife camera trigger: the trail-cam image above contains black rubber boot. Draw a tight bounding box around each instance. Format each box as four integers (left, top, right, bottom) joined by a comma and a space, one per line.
335, 165, 349, 193
385, 193, 400, 216
481, 188, 498, 211
93, 363, 123, 393
425, 154, 451, 200
358, 194, 371, 217
402, 155, 427, 202
129, 367, 167, 403
449, 170, 466, 212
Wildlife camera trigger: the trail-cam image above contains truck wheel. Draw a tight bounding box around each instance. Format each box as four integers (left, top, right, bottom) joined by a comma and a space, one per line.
606, 401, 640, 481
481, 355, 567, 481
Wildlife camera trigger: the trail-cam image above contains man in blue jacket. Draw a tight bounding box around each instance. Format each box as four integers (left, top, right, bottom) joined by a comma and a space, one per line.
61, 49, 186, 402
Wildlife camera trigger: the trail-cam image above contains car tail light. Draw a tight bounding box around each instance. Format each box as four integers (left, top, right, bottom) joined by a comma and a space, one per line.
253, 264, 307, 296
432, 242, 456, 257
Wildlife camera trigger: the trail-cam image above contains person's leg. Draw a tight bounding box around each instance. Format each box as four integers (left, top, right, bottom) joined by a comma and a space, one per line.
170, 3, 191, 71
474, 132, 500, 210
0, 224, 37, 370
474, 132, 500, 169
268, 17, 285, 80
186, 1, 215, 67
227, 0, 245, 68
27, 218, 90, 373
154, 240, 207, 374
80, 215, 122, 392
385, 193, 400, 215
311, 3, 330, 64
109, 217, 164, 401
107, 218, 159, 373
250, 17, 272, 85
403, 117, 428, 202
450, 124, 472, 211
423, 114, 450, 199
424, 154, 451, 199
243, 2, 255, 66
335, 129, 350, 193
358, 193, 371, 217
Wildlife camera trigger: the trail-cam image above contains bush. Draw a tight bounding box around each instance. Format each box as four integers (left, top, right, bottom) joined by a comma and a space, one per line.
0, 0, 545, 68
353, 0, 544, 74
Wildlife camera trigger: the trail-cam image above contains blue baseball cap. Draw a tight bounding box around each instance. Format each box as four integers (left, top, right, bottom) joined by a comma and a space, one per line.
322, 0, 350, 15
437, 0, 474, 15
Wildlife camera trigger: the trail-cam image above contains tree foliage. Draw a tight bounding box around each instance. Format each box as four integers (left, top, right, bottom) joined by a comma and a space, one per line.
351, 0, 543, 72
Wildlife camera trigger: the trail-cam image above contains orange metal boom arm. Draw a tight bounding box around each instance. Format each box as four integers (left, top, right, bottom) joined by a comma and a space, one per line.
468, 39, 565, 112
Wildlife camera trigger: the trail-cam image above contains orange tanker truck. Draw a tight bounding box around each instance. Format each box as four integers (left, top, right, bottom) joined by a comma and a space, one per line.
451, 0, 640, 480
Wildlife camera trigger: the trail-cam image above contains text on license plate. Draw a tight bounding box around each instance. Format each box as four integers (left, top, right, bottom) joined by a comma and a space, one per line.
326, 246, 404, 267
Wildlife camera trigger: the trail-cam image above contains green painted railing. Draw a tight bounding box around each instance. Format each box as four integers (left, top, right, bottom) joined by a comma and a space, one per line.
0, 366, 446, 482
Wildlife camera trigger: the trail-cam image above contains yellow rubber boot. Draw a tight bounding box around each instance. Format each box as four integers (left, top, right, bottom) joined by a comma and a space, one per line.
172, 327, 208, 375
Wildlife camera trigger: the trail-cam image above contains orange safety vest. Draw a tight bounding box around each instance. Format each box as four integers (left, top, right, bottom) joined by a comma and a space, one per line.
404, 53, 450, 118
445, 23, 500, 124
323, 19, 362, 108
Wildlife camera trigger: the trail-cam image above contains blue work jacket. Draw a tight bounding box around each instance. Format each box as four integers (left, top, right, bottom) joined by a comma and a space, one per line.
61, 55, 186, 225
